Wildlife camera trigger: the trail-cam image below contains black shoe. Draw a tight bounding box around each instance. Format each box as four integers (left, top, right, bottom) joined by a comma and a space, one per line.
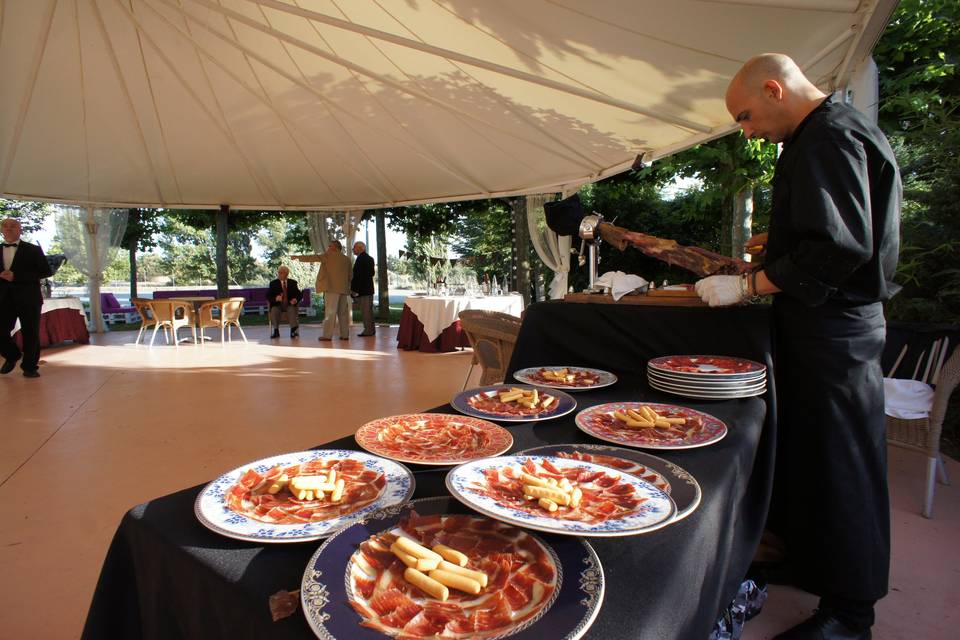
270, 330, 280, 339
1, 357, 17, 374
291, 329, 299, 338
23, 370, 40, 378
358, 331, 375, 337
774, 610, 871, 640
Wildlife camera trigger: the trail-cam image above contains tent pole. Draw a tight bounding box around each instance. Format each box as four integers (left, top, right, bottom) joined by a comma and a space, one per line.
217, 205, 229, 299
86, 206, 106, 334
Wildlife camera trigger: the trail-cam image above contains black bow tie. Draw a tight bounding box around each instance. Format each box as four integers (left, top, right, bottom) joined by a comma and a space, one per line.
2, 243, 17, 247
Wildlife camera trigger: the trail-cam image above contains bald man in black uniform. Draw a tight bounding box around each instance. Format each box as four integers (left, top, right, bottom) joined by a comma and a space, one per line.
696, 54, 901, 640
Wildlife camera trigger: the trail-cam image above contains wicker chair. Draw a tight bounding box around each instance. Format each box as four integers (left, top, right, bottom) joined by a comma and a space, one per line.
886, 346, 959, 518
197, 297, 248, 344
131, 297, 165, 346
147, 300, 196, 347
458, 310, 523, 388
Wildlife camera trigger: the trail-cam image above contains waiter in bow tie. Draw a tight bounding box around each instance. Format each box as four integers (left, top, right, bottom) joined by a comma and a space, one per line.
1, 217, 53, 378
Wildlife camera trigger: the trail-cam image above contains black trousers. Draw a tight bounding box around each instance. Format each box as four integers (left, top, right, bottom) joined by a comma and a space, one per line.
0, 299, 42, 371
769, 298, 890, 603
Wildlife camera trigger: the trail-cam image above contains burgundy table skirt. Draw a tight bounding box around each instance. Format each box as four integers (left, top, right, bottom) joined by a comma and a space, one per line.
396, 305, 470, 352
13, 307, 90, 349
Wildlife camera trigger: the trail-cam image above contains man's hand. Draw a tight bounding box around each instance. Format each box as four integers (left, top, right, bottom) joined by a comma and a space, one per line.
745, 232, 768, 257
290, 299, 297, 306
275, 294, 283, 302
0, 270, 13, 282
695, 275, 748, 307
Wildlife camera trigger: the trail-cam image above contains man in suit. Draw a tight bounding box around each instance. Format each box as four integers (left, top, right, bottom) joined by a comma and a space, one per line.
267, 265, 300, 339
1, 217, 53, 378
351, 241, 375, 337
313, 240, 352, 341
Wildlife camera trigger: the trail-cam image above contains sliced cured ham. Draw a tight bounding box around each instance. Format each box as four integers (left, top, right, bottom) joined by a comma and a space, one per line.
347, 513, 558, 639
356, 414, 512, 464
225, 458, 385, 525
466, 389, 558, 418
553, 451, 671, 493
524, 368, 601, 387
469, 459, 649, 525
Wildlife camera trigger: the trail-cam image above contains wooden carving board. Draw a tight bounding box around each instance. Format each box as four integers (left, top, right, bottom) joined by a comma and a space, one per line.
564, 288, 706, 307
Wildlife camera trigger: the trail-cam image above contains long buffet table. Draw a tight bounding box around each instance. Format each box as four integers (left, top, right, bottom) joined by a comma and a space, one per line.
82, 301, 775, 640
12, 296, 89, 348
397, 294, 524, 352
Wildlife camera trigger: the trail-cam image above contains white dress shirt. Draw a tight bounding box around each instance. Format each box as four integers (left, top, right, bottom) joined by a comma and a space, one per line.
2, 240, 18, 271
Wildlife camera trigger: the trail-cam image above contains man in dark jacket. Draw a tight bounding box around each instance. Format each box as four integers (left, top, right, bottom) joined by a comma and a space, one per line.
267, 265, 301, 339
696, 54, 900, 640
1, 218, 53, 377
351, 241, 375, 337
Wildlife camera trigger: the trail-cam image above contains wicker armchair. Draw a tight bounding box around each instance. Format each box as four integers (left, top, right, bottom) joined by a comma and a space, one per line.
147, 300, 196, 347
458, 310, 523, 388
886, 346, 959, 518
131, 297, 164, 346
197, 297, 248, 344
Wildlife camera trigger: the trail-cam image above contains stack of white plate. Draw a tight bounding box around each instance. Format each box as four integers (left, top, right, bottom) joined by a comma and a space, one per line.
646, 355, 767, 399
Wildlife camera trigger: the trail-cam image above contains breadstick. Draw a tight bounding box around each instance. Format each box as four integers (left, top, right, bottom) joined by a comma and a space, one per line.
541, 396, 555, 408
437, 560, 489, 587
331, 478, 345, 502
432, 544, 468, 567
663, 417, 686, 425
538, 497, 559, 512
429, 569, 482, 595
404, 568, 448, 601
394, 536, 444, 562
391, 543, 440, 571
520, 471, 550, 488
523, 484, 571, 506
570, 487, 583, 508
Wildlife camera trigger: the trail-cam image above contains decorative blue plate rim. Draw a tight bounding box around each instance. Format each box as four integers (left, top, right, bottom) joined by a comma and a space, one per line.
648, 380, 767, 399
515, 444, 701, 523
575, 402, 728, 450
512, 366, 618, 392
445, 455, 676, 537
194, 449, 415, 543
647, 369, 766, 386
451, 384, 577, 423
300, 496, 605, 640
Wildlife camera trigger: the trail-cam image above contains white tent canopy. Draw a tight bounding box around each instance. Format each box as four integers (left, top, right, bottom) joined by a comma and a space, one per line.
1, 0, 896, 211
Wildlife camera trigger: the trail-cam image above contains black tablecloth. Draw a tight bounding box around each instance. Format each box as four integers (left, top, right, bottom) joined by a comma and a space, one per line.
83, 301, 776, 640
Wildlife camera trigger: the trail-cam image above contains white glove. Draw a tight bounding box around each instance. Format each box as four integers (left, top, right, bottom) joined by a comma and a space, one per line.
695, 275, 748, 307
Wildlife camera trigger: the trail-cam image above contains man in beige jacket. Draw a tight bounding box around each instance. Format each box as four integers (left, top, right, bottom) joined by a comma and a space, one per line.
313, 240, 353, 341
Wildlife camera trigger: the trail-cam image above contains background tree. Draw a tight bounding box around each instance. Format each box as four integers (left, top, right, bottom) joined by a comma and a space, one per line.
873, 0, 960, 323
121, 208, 165, 299
0, 199, 52, 237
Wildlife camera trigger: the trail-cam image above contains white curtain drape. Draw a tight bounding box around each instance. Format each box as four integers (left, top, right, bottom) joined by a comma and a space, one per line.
55, 206, 128, 333
306, 212, 332, 254
526, 194, 571, 299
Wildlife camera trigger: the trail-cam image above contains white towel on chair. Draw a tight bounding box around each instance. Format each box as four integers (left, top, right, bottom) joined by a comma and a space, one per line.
883, 378, 934, 419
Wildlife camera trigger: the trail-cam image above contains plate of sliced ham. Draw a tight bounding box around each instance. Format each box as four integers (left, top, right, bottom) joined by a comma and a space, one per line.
512, 366, 617, 391
194, 449, 414, 543
576, 402, 727, 450
516, 444, 702, 523
451, 385, 577, 423
355, 414, 513, 466
445, 455, 675, 537
301, 497, 604, 640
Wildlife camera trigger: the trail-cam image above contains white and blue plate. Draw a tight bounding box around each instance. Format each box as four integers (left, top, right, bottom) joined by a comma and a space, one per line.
446, 455, 676, 537
301, 497, 605, 640
194, 449, 415, 543
513, 366, 618, 392
451, 384, 577, 423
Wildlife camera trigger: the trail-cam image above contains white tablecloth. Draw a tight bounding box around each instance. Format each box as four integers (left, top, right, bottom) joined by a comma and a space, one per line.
11, 296, 85, 334
403, 294, 523, 342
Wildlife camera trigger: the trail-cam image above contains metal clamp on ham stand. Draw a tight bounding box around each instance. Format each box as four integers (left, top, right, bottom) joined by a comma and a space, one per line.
544, 194, 604, 292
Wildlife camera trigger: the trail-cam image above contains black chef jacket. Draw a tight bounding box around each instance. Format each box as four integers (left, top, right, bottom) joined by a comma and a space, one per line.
763, 96, 901, 604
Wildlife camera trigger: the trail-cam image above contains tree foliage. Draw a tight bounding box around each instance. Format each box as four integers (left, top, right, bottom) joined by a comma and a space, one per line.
0, 199, 53, 237
874, 0, 960, 322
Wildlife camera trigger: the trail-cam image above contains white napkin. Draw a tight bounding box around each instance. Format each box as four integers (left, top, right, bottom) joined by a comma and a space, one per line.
883, 378, 934, 419
594, 271, 649, 301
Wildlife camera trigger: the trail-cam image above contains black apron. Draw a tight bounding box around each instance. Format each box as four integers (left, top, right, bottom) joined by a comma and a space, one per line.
770, 296, 890, 601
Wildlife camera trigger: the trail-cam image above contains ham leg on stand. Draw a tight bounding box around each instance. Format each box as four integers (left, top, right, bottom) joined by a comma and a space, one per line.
596, 223, 753, 277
